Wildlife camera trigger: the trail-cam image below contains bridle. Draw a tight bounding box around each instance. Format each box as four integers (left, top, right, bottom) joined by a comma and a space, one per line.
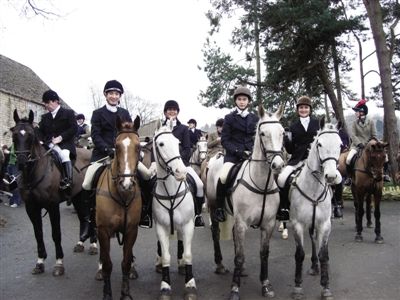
154, 131, 182, 179
255, 120, 284, 164
309, 130, 340, 174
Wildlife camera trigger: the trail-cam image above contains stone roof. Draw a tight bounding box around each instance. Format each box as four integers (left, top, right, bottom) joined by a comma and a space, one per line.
0, 54, 72, 109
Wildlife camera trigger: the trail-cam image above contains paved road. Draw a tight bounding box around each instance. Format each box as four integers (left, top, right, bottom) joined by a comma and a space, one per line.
0, 198, 399, 300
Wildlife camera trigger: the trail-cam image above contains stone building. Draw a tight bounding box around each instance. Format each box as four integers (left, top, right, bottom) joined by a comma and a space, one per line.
0, 54, 72, 146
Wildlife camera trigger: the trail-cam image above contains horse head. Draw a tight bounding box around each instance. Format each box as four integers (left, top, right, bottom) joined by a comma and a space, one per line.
153, 125, 187, 181
256, 104, 285, 173
312, 120, 342, 184
113, 115, 141, 191
195, 136, 208, 162
10, 109, 38, 169
364, 139, 388, 181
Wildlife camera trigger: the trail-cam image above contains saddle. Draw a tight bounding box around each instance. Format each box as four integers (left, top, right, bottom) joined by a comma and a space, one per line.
224, 161, 244, 214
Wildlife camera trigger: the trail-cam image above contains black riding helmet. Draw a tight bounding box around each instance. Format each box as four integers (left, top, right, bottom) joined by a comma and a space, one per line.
163, 100, 180, 112
216, 118, 224, 127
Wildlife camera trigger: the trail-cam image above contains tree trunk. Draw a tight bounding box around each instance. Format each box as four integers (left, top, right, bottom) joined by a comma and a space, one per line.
363, 0, 399, 182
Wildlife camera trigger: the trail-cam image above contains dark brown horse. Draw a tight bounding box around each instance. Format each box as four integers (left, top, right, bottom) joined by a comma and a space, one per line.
10, 110, 91, 276
340, 139, 388, 243
96, 116, 142, 300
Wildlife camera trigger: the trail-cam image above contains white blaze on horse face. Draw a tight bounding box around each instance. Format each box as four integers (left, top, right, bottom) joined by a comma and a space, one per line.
121, 137, 132, 189
19, 129, 26, 136
198, 140, 208, 161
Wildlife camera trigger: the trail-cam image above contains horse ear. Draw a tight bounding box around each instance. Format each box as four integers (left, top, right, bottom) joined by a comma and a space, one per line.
133, 115, 140, 131
13, 109, 20, 123
29, 110, 34, 124
319, 116, 326, 129
258, 105, 265, 118
274, 104, 284, 120
116, 115, 122, 132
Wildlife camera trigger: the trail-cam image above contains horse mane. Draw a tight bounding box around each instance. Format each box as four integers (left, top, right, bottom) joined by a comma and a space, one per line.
119, 121, 136, 132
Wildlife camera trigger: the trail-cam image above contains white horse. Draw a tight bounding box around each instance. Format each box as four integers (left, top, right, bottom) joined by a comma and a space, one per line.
189, 136, 208, 176
289, 120, 342, 300
152, 120, 197, 300
207, 105, 285, 299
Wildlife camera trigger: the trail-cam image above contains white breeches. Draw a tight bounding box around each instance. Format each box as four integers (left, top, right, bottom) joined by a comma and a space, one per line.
219, 162, 234, 184
186, 166, 204, 197
277, 165, 297, 188
346, 148, 357, 165
49, 144, 70, 163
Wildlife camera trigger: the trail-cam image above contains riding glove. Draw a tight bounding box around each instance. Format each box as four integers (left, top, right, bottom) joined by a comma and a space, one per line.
104, 147, 115, 158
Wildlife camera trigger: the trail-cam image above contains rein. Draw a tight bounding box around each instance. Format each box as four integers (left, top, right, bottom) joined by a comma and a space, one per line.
154, 131, 181, 179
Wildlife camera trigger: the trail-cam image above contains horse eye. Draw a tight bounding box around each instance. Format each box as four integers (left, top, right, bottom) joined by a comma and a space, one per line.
159, 142, 164, 147
261, 132, 265, 136
317, 143, 322, 147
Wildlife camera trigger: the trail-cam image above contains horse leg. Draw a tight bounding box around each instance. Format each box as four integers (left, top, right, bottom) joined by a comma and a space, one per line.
25, 203, 47, 274
120, 228, 138, 300
373, 193, 384, 244
48, 205, 64, 276
229, 220, 246, 300
366, 194, 373, 228
292, 223, 305, 300
155, 223, 172, 300
308, 227, 319, 275
355, 192, 365, 242
318, 234, 333, 300
177, 239, 185, 275
260, 226, 274, 297
211, 217, 228, 274
72, 195, 90, 253
181, 222, 197, 300
98, 229, 113, 300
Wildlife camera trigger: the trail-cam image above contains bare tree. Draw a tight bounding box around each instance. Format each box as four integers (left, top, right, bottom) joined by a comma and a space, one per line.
90, 86, 103, 110
6, 0, 63, 18
363, 0, 399, 181
120, 92, 161, 125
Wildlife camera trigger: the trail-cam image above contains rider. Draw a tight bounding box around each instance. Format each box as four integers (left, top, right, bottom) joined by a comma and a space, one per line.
345, 99, 377, 174
81, 80, 153, 231
276, 96, 320, 222
187, 118, 203, 149
206, 118, 225, 160
213, 86, 259, 222
39, 89, 78, 201
162, 100, 205, 227
75, 114, 91, 148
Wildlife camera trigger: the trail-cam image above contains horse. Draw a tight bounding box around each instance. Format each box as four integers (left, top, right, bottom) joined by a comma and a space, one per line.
10, 109, 90, 276
289, 120, 342, 300
344, 139, 388, 243
152, 120, 198, 300
189, 136, 208, 176
207, 105, 285, 299
95, 115, 142, 300
140, 139, 153, 168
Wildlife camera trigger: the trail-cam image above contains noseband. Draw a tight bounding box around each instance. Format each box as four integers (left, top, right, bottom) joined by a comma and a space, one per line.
111, 130, 139, 181
257, 120, 283, 164
154, 131, 182, 178
315, 130, 340, 166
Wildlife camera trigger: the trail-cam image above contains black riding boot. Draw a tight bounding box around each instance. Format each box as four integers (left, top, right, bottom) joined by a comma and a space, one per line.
61, 161, 73, 205
278, 184, 290, 222
194, 196, 205, 227
139, 176, 155, 228
213, 179, 227, 222
332, 183, 344, 218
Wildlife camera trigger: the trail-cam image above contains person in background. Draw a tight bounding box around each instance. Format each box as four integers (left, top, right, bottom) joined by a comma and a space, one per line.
206, 118, 225, 161
39, 90, 78, 200
187, 119, 203, 149
6, 144, 21, 208
75, 114, 91, 148
213, 86, 259, 222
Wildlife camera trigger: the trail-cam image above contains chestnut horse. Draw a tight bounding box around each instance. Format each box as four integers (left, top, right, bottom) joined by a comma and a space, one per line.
339, 139, 388, 243
96, 116, 142, 300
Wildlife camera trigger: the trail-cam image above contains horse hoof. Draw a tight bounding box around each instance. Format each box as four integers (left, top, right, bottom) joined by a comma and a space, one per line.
307, 267, 319, 276
129, 266, 139, 279
88, 245, 98, 255
73, 244, 84, 253
262, 280, 275, 298
155, 264, 162, 274
375, 236, 384, 244
291, 287, 304, 300
355, 235, 363, 242
184, 287, 197, 300
95, 269, 103, 281
32, 263, 45, 275
229, 290, 240, 300
282, 228, 288, 240
321, 288, 333, 300
215, 264, 229, 275
178, 265, 186, 275
52, 264, 65, 276
367, 222, 373, 228
159, 288, 172, 300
